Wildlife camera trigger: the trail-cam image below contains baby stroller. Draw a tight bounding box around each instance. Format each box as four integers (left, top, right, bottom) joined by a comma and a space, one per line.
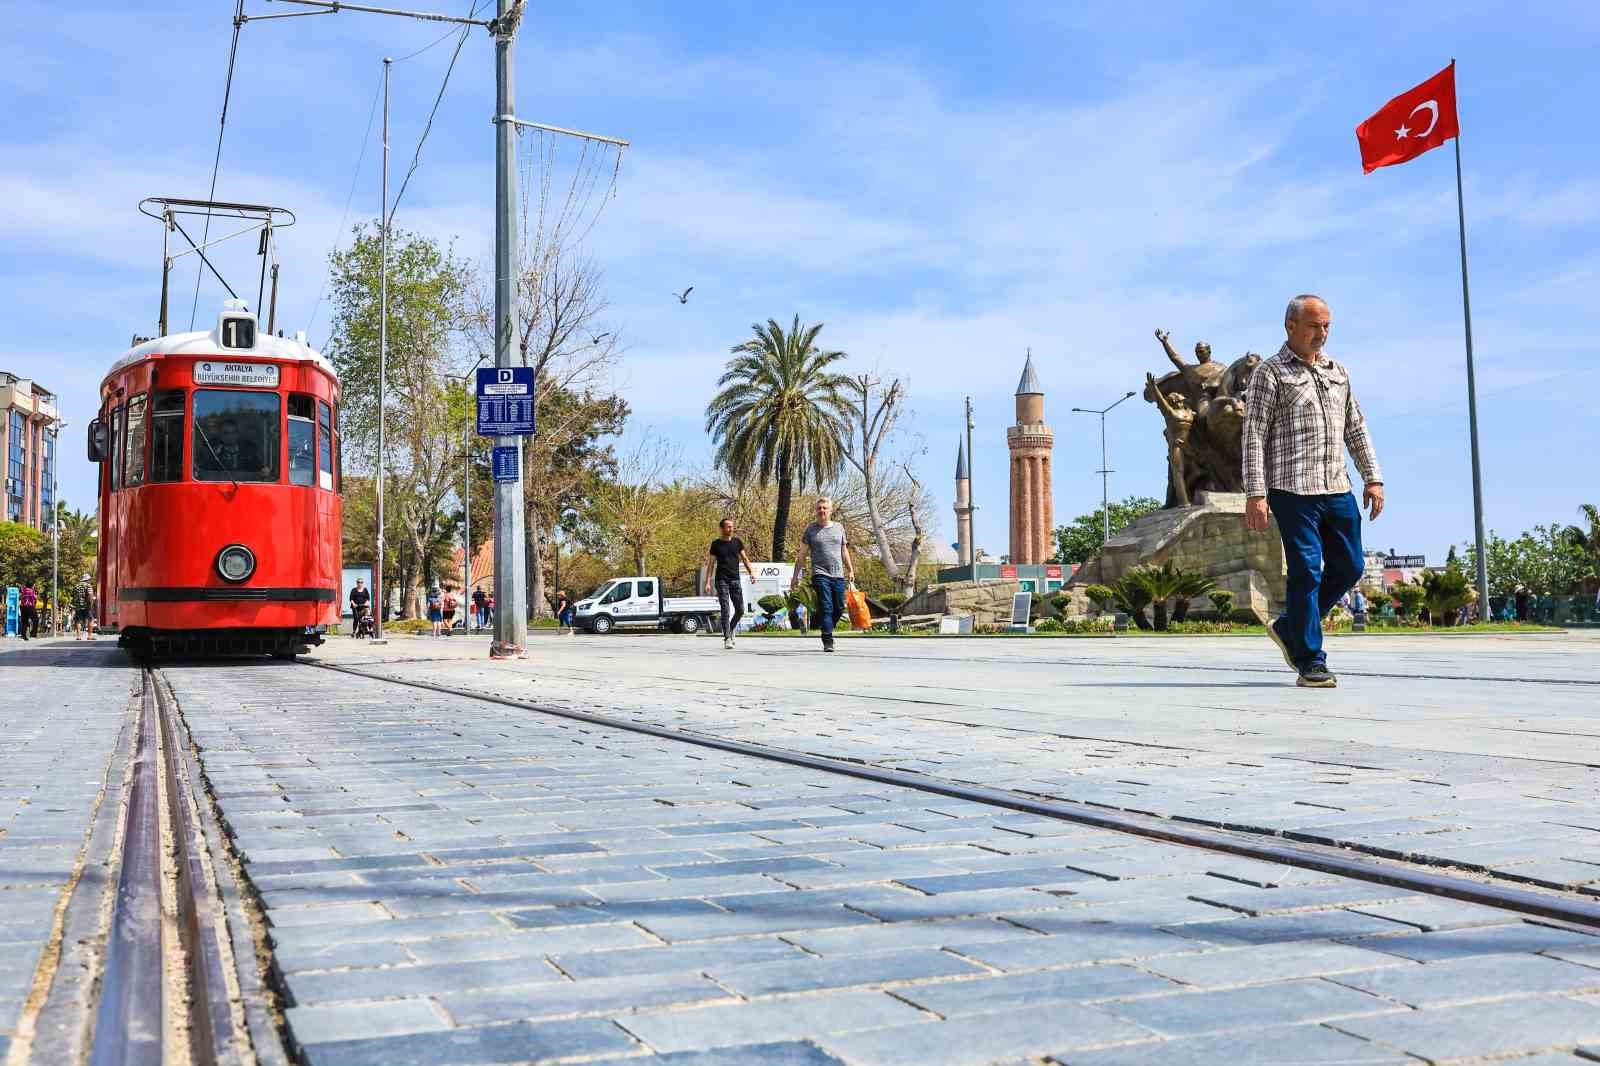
353, 606, 376, 639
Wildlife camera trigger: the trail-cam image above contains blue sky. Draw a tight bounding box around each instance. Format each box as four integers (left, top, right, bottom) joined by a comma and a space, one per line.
5, 1, 1598, 563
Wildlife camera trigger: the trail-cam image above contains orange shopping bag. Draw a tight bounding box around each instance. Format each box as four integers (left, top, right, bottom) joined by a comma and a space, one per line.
845, 585, 872, 631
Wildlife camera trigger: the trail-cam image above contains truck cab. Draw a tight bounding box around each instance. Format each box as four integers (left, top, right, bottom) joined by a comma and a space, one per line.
574, 577, 718, 635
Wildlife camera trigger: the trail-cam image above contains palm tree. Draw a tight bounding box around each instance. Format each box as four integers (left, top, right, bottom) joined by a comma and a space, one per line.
1564, 504, 1600, 583
705, 316, 853, 561
1170, 569, 1218, 623
1127, 561, 1187, 631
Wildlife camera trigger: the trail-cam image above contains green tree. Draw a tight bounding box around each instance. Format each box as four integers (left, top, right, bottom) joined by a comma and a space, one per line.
1465, 524, 1591, 597
1053, 496, 1162, 564
705, 316, 852, 562
325, 223, 473, 615
0, 522, 49, 588
1562, 503, 1600, 585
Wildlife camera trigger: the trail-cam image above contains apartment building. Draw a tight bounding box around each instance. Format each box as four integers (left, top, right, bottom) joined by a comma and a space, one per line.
1, 371, 61, 530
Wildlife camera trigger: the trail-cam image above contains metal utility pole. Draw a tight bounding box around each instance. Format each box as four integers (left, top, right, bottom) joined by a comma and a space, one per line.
489, 0, 527, 657
1454, 131, 1490, 619
373, 55, 391, 642
1071, 391, 1136, 547
265, 0, 624, 656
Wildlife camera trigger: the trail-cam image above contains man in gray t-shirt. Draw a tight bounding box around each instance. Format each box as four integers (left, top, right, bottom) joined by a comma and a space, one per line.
791, 496, 856, 651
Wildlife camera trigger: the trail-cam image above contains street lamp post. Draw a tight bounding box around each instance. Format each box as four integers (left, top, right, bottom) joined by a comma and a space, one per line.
50, 418, 66, 636
1071, 391, 1137, 548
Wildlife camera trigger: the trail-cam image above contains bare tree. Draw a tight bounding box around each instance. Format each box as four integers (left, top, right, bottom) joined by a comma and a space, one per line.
594, 435, 683, 576
843, 374, 914, 591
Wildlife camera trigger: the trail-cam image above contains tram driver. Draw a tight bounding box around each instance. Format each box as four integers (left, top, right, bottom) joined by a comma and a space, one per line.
199, 417, 264, 476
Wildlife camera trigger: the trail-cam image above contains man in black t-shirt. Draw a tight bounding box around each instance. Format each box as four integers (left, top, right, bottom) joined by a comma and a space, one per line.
704, 517, 757, 648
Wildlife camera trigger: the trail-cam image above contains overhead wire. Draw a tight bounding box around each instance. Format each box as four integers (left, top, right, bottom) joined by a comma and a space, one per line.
189, 0, 248, 330
306, 66, 386, 337
387, 0, 486, 224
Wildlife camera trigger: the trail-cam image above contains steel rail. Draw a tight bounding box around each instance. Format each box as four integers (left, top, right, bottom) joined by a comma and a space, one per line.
89, 677, 164, 1066
309, 659, 1600, 930
87, 672, 240, 1065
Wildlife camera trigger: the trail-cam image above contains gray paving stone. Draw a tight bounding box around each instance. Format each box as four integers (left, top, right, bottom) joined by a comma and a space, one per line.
817, 1002, 1152, 1065
1350, 921, 1600, 962
634, 905, 880, 943
585, 1041, 847, 1065
1098, 978, 1399, 1036
286, 997, 451, 1044
289, 957, 563, 1004
711, 947, 984, 997
1140, 940, 1415, 988
552, 938, 810, 980
269, 911, 508, 950
892, 866, 1101, 894
1343, 894, 1523, 931
1185, 882, 1421, 916
1330, 953, 1600, 1007
1169, 910, 1412, 946
298, 1017, 640, 1065
1058, 1021, 1411, 1064
949, 926, 1213, 971
897, 964, 1178, 1016
1332, 995, 1600, 1060
275, 939, 415, 975
438, 971, 731, 1025
617, 989, 927, 1052
784, 917, 1039, 957
403, 923, 654, 965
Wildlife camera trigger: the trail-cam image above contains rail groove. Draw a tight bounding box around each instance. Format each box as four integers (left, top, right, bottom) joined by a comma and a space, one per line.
309, 659, 1600, 931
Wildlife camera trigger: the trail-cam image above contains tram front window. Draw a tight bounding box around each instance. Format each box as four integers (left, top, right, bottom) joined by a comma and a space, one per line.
193, 390, 280, 482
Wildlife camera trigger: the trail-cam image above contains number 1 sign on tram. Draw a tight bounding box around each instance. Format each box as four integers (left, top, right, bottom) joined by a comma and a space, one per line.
476, 367, 536, 436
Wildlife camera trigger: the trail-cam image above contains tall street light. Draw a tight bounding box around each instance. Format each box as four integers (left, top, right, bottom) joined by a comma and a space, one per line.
1071, 391, 1137, 547
49, 418, 66, 635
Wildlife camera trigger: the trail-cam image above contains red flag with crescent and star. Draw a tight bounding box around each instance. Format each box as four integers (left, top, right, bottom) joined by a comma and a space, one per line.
1356, 62, 1459, 173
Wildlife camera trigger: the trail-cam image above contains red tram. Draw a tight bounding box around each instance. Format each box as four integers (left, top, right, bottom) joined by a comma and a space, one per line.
91, 302, 342, 657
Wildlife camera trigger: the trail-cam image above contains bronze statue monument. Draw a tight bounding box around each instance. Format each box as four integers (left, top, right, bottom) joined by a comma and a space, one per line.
1145, 330, 1260, 507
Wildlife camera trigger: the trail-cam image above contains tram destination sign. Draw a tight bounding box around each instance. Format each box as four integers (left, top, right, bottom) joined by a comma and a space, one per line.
475, 367, 536, 437
194, 361, 279, 387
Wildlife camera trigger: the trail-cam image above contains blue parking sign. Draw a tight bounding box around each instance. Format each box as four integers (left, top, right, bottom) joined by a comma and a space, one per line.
476, 366, 536, 436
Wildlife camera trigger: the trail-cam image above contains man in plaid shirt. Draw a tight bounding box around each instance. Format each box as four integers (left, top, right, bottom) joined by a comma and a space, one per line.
1243, 294, 1384, 688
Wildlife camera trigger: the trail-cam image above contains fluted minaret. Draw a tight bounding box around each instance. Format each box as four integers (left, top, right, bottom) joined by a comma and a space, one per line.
954, 437, 973, 566
1007, 350, 1054, 565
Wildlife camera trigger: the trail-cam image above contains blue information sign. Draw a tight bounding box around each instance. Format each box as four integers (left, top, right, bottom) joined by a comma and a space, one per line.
475, 366, 536, 436
491, 445, 520, 482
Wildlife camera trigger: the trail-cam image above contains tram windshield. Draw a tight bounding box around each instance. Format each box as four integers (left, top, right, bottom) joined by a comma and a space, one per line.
193, 390, 280, 482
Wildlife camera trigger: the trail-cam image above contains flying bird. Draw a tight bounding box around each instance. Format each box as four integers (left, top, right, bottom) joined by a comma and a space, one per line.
674, 286, 693, 304
589, 332, 611, 345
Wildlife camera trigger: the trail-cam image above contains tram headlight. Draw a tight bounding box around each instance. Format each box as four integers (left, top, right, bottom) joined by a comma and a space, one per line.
216, 544, 257, 583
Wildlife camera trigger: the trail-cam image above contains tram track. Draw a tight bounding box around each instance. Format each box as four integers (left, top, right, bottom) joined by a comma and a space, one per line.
67, 670, 270, 1066
307, 658, 1600, 933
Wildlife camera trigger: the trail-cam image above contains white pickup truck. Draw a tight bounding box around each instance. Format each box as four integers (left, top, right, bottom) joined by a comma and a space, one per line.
573, 576, 720, 634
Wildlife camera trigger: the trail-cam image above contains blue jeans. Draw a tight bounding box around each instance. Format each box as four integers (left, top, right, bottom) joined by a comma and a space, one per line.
812, 575, 847, 643
1268, 489, 1364, 670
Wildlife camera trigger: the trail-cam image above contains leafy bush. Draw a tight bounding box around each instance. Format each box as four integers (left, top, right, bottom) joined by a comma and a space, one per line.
1166, 620, 1235, 634
1208, 590, 1235, 618
1033, 617, 1063, 632
384, 618, 432, 634
1422, 564, 1474, 625
1048, 592, 1073, 615
1057, 618, 1113, 634
756, 594, 788, 624
1392, 580, 1427, 619
877, 592, 908, 613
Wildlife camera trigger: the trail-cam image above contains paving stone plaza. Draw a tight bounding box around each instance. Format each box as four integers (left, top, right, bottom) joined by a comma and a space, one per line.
3, 630, 1600, 1064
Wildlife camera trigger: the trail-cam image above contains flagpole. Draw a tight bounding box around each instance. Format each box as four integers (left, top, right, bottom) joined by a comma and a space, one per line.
1451, 73, 1490, 620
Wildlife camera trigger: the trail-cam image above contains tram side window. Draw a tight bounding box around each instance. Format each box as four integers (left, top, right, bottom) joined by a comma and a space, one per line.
110, 405, 125, 492
123, 394, 148, 488
288, 394, 315, 487
149, 391, 186, 483
193, 390, 280, 483
317, 401, 334, 491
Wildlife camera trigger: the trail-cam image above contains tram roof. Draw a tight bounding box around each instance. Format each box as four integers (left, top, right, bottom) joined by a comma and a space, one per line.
109, 327, 335, 378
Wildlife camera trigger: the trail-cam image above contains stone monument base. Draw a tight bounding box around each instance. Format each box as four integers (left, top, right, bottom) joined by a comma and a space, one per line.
1062, 492, 1286, 624
900, 579, 1023, 629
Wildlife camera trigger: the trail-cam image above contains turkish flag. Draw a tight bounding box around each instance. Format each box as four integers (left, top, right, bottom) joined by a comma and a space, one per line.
1356, 63, 1459, 173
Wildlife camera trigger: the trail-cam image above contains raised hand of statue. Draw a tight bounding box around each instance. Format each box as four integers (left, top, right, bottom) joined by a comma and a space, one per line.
1155, 328, 1169, 342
